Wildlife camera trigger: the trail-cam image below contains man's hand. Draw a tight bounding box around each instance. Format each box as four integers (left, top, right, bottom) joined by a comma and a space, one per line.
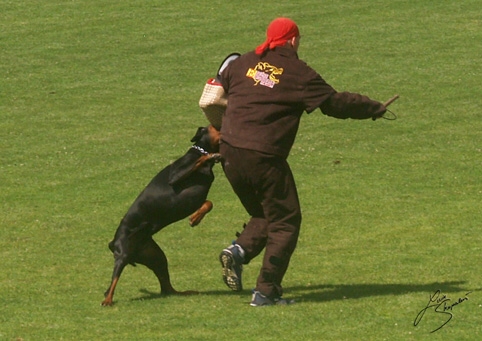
373, 95, 399, 120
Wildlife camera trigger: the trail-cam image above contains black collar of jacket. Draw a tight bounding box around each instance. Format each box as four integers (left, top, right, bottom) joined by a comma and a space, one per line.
260, 46, 299, 59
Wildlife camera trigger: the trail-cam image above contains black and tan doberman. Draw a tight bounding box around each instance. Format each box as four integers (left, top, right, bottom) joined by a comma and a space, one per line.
102, 125, 221, 306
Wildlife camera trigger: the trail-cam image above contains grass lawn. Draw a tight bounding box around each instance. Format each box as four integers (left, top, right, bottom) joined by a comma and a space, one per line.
1, 0, 480, 340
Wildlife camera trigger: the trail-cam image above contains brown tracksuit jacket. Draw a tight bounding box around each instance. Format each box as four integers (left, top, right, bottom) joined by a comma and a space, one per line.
220, 46, 386, 158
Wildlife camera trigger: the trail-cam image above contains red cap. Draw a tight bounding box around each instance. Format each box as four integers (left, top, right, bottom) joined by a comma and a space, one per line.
255, 18, 300, 55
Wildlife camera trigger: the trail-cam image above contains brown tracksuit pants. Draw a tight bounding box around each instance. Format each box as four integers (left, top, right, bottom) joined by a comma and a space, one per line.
220, 142, 301, 299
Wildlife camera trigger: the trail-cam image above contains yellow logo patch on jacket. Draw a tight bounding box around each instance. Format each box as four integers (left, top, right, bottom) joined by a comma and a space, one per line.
246, 62, 284, 88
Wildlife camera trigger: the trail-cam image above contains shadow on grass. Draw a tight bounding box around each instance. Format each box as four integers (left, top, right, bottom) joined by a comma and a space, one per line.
133, 281, 473, 303
284, 281, 471, 303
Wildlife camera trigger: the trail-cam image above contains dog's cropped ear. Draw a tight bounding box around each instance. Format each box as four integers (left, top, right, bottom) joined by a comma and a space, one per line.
168, 154, 209, 186
191, 127, 205, 143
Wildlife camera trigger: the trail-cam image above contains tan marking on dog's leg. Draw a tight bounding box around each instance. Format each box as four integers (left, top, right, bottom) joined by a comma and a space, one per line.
189, 200, 213, 227
101, 277, 119, 306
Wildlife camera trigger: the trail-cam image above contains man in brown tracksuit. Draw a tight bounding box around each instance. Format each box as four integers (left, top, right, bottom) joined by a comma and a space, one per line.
218, 17, 387, 306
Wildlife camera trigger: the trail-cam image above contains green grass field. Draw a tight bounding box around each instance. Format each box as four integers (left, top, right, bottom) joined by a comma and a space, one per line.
1, 0, 480, 340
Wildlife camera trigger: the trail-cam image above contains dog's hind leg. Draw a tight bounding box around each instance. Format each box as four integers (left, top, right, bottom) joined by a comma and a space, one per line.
189, 200, 213, 227
135, 237, 198, 296
102, 228, 135, 306
102, 258, 127, 306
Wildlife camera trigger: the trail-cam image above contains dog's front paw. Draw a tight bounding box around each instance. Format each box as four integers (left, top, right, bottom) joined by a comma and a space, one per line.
189, 200, 213, 227
209, 153, 223, 163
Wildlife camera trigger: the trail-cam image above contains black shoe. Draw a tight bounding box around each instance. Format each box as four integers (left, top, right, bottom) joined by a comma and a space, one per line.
250, 290, 294, 307
219, 244, 244, 291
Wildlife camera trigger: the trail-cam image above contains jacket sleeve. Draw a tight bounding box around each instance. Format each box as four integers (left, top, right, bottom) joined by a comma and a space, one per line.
219, 60, 233, 93
319, 91, 386, 119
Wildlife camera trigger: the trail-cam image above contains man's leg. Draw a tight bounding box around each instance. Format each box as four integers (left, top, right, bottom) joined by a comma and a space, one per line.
219, 144, 301, 299
219, 144, 268, 290
254, 157, 301, 300
235, 217, 269, 262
